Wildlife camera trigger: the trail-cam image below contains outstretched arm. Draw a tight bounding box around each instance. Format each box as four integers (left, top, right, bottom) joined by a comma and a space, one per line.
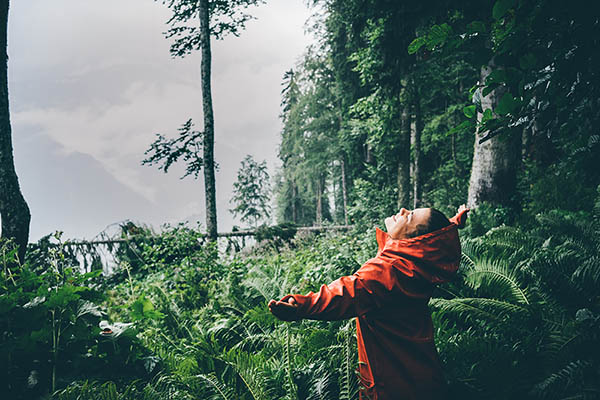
269, 259, 403, 322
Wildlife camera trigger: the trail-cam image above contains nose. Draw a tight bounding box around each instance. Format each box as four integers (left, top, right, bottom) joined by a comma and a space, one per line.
399, 208, 409, 216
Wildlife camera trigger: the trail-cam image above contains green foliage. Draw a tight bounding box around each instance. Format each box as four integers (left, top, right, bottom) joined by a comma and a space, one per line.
408, 23, 454, 54
432, 206, 600, 399
6, 203, 600, 400
462, 202, 511, 237
1, 234, 152, 399
160, 0, 266, 57
142, 119, 205, 179
347, 177, 396, 229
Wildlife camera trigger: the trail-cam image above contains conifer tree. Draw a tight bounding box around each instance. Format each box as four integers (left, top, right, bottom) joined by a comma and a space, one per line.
229, 155, 271, 228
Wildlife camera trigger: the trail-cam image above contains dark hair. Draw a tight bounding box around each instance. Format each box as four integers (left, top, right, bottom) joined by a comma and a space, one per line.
426, 208, 451, 233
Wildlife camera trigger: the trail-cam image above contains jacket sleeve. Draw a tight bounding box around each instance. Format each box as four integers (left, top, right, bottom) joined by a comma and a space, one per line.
286, 259, 404, 321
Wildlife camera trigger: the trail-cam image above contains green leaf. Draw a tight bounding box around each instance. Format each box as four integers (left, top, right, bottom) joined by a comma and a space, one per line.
492, 0, 516, 19
46, 285, 81, 309
466, 21, 487, 34
447, 120, 474, 135
482, 83, 501, 97
408, 37, 426, 54
495, 92, 520, 116
519, 53, 537, 70
130, 294, 164, 321
463, 105, 477, 119
426, 23, 453, 49
486, 70, 508, 85
482, 109, 494, 123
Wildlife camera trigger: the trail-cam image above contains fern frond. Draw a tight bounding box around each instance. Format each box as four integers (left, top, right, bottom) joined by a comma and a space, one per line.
338, 319, 358, 400
430, 297, 529, 323
305, 368, 336, 400
221, 349, 277, 400
459, 239, 486, 270
463, 257, 531, 305
572, 256, 600, 296
195, 373, 237, 400
531, 360, 591, 399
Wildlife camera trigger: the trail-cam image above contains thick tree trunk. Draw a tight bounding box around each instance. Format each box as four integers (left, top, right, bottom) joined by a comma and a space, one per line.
198, 0, 217, 240
0, 0, 30, 262
397, 101, 411, 209
412, 95, 422, 208
467, 61, 520, 208
340, 157, 348, 225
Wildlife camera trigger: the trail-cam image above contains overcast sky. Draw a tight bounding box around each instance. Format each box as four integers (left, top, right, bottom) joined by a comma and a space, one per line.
7, 0, 314, 241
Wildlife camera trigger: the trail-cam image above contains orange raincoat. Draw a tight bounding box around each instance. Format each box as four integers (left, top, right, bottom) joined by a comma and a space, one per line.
280, 210, 468, 400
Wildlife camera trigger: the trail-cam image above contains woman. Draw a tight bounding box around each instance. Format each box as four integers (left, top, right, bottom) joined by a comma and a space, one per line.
269, 205, 469, 400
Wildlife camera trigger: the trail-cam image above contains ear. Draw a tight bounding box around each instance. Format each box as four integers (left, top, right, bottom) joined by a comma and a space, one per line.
413, 222, 429, 237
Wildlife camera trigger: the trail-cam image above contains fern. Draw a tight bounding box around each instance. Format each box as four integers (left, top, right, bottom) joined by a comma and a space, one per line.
284, 324, 299, 400
430, 297, 528, 323
482, 225, 539, 263
221, 349, 277, 400
462, 256, 531, 305
531, 360, 592, 399
572, 256, 600, 298
306, 368, 336, 400
338, 319, 358, 400
195, 373, 236, 400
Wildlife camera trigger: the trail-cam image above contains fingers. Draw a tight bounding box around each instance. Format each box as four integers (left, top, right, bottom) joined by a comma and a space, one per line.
268, 298, 299, 322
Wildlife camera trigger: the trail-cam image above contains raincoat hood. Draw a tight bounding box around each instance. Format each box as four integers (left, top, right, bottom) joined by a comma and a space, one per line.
375, 208, 469, 284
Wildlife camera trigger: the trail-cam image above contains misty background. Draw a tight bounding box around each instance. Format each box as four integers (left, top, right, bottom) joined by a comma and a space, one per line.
8, 0, 313, 241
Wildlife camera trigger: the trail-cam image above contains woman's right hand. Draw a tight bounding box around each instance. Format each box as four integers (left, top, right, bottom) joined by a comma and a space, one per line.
268, 296, 299, 321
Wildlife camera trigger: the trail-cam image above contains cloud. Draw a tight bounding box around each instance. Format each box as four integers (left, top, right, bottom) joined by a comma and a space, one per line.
8, 0, 313, 239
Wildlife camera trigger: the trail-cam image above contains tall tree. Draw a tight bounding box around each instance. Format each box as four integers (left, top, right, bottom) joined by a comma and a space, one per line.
277, 52, 337, 226
0, 0, 30, 261
467, 61, 519, 207
277, 69, 310, 224
158, 0, 263, 239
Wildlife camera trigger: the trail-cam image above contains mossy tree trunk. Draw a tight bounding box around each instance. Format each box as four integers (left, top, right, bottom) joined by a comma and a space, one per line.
467, 61, 520, 208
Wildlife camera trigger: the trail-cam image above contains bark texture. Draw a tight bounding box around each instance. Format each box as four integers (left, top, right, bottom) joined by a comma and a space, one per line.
397, 101, 411, 209
199, 0, 218, 240
467, 62, 520, 208
0, 0, 30, 262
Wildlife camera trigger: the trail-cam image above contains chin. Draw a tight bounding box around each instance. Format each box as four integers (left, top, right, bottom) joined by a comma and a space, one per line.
384, 218, 393, 232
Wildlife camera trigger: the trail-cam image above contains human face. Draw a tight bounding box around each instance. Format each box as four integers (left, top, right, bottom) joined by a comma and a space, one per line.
384, 208, 432, 239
